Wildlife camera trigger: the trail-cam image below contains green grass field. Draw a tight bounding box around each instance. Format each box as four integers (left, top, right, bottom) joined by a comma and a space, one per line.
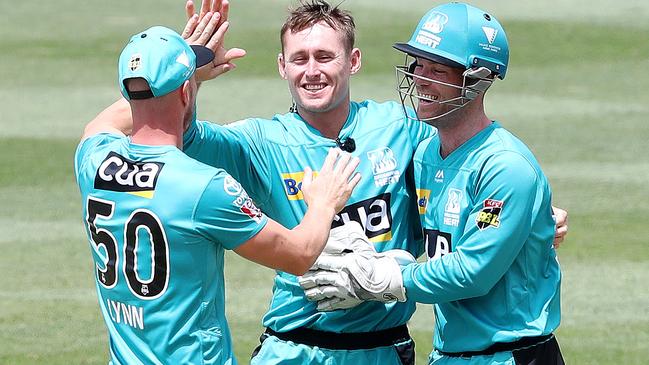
1, 0, 648, 363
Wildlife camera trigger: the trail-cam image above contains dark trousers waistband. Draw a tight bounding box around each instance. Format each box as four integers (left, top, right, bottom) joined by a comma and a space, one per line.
438, 334, 555, 358
265, 325, 411, 350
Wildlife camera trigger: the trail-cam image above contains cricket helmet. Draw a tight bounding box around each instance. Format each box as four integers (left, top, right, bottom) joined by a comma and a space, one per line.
393, 2, 509, 121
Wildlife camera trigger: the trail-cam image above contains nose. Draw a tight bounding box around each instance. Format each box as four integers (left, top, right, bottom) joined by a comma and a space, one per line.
304, 58, 320, 78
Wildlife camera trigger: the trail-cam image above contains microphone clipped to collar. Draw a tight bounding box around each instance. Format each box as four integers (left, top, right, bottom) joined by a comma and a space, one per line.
335, 137, 356, 153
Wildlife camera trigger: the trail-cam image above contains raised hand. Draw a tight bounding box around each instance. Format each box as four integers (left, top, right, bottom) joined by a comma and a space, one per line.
181, 0, 246, 82
301, 148, 361, 214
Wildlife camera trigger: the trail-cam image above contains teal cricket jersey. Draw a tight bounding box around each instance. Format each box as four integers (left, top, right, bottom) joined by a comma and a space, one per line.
183, 100, 435, 332
404, 122, 561, 353
74, 134, 268, 365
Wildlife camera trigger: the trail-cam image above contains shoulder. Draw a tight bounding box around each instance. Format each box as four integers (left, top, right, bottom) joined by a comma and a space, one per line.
355, 100, 406, 121
482, 124, 544, 176
74, 133, 125, 174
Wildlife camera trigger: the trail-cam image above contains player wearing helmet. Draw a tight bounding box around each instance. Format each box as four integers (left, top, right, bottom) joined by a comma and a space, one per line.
302, 3, 565, 364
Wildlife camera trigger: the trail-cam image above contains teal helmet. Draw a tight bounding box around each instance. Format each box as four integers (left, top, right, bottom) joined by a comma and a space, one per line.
393, 3, 509, 121
394, 2, 509, 79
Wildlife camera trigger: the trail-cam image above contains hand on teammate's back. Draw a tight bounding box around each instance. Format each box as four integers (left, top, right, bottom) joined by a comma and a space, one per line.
302, 148, 361, 214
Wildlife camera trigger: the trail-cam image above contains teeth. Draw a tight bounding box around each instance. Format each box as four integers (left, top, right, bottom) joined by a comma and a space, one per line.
418, 93, 438, 101
305, 84, 325, 91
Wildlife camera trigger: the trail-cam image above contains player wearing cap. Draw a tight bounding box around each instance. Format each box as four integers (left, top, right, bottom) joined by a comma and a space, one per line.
301, 3, 564, 364
74, 25, 360, 364
92, 1, 569, 364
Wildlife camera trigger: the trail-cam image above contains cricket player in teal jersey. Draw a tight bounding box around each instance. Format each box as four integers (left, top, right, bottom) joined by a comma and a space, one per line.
96, 1, 568, 363
75, 25, 360, 365
302, 3, 565, 364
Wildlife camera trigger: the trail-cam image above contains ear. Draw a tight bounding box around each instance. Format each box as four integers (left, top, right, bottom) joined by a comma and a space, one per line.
180, 80, 191, 107
277, 53, 287, 79
349, 48, 362, 75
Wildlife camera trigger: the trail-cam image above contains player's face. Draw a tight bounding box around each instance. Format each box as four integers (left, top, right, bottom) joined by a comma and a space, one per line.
412, 58, 464, 121
279, 22, 360, 116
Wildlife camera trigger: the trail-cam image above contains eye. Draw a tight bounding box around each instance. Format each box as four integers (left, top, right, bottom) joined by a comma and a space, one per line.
316, 53, 335, 62
290, 56, 307, 65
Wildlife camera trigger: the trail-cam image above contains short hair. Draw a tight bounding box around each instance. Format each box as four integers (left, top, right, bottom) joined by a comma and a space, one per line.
280, 0, 356, 53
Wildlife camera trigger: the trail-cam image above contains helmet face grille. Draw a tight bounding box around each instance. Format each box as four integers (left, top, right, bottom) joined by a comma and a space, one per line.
394, 55, 493, 123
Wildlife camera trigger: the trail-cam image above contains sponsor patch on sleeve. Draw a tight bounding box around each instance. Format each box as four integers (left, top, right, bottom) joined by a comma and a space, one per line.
476, 199, 503, 230
223, 175, 263, 223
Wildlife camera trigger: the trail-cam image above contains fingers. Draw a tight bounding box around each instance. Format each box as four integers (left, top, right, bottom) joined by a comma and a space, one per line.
316, 297, 346, 312
185, 0, 195, 20
199, 0, 211, 19
320, 148, 340, 174
181, 14, 199, 40
224, 48, 247, 63
310, 255, 345, 272
216, 0, 229, 27
302, 166, 313, 191
553, 225, 568, 248
204, 20, 228, 51
304, 285, 343, 301
187, 12, 219, 45
348, 171, 362, 191
333, 150, 351, 176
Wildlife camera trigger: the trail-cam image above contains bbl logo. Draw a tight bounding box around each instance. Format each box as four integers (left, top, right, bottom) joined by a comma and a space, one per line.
476, 199, 503, 230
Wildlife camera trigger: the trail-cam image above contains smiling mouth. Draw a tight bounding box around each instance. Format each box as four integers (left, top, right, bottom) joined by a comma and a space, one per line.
417, 92, 439, 103
303, 83, 327, 92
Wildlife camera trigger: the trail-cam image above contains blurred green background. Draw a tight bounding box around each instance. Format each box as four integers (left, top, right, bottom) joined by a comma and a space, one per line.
1, 0, 648, 363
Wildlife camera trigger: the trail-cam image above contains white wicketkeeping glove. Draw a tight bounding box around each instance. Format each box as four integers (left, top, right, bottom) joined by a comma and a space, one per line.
299, 222, 375, 310
299, 249, 416, 311
318, 221, 377, 257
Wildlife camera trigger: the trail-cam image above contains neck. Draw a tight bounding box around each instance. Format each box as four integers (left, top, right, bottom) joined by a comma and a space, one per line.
129, 102, 185, 149
297, 101, 350, 139
435, 102, 491, 158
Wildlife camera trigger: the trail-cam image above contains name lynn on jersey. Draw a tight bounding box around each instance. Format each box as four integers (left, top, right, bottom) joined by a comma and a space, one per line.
105, 298, 145, 330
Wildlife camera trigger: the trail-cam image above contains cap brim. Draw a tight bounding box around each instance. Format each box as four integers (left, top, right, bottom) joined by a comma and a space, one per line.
191, 45, 215, 68
393, 43, 465, 70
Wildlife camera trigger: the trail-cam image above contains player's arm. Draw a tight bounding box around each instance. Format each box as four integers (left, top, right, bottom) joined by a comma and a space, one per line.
80, 98, 131, 141
401, 153, 547, 303
234, 149, 361, 275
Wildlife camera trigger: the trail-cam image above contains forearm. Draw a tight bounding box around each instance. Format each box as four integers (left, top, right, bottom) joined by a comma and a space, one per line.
283, 203, 337, 274
401, 254, 491, 304
81, 98, 133, 140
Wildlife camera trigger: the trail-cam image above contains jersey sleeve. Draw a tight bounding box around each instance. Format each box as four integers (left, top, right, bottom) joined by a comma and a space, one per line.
73, 133, 122, 183
182, 118, 272, 206
402, 152, 542, 304
193, 172, 269, 250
